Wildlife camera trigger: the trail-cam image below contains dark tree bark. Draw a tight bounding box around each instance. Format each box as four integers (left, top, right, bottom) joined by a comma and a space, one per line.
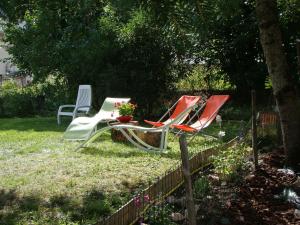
297, 39, 300, 76
256, 0, 300, 170
179, 134, 197, 225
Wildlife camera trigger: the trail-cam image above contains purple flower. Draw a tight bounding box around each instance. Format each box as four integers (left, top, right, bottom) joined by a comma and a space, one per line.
144, 195, 150, 203
134, 196, 141, 208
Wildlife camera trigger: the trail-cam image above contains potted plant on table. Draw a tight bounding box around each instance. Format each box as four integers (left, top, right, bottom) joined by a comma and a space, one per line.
116, 102, 137, 123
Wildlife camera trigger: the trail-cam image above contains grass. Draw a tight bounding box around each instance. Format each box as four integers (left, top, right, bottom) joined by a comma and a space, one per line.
0, 117, 241, 224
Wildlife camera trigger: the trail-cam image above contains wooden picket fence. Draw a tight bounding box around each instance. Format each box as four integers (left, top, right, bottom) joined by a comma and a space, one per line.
98, 137, 238, 225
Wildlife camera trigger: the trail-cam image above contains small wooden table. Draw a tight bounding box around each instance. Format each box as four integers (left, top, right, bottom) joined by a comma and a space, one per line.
110, 121, 162, 147
110, 121, 139, 143
134, 130, 162, 148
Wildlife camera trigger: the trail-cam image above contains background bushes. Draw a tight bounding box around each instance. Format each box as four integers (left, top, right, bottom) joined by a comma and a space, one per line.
0, 77, 68, 117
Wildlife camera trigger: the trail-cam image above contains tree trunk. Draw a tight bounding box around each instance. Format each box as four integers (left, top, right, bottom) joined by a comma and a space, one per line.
256, 0, 300, 170
297, 39, 300, 76
179, 134, 197, 225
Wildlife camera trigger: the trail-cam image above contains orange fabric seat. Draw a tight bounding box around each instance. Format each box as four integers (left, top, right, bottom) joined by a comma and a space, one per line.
173, 95, 230, 133
143, 120, 165, 127
172, 124, 198, 132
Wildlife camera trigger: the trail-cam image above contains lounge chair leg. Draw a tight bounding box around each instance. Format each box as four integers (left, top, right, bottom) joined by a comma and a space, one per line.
57, 115, 61, 125
163, 129, 169, 150
159, 129, 168, 150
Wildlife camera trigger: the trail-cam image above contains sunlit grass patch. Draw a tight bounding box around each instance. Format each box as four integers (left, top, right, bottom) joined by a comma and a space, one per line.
0, 117, 239, 224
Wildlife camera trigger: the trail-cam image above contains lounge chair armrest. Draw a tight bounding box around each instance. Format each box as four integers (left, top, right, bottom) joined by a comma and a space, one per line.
75, 105, 91, 111
58, 105, 76, 112
73, 105, 92, 119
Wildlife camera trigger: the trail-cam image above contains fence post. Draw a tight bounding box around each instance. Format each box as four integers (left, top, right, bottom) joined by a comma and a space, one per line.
179, 134, 197, 225
251, 90, 258, 170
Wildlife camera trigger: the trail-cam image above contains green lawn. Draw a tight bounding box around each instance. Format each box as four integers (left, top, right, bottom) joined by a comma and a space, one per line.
0, 117, 239, 224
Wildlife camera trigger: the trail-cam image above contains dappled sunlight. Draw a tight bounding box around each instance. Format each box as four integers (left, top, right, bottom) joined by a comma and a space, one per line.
0, 188, 122, 224
0, 117, 236, 223
0, 117, 181, 223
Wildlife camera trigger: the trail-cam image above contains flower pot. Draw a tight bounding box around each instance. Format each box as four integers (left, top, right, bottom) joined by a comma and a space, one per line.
117, 115, 133, 123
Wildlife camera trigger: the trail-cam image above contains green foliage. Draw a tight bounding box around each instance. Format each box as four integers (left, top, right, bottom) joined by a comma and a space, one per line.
211, 144, 250, 181
264, 76, 273, 89
220, 105, 251, 121
2, 1, 178, 115
0, 77, 68, 117
193, 176, 211, 199
143, 0, 300, 92
1, 0, 299, 103
118, 102, 136, 116
192, 0, 267, 92
145, 203, 176, 225
176, 65, 233, 91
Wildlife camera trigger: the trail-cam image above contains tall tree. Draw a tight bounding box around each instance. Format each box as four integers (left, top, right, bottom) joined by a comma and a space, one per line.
2, 0, 178, 114
256, 0, 300, 170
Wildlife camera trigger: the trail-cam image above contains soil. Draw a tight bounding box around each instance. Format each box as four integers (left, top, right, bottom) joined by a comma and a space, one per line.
142, 148, 300, 225
201, 148, 300, 225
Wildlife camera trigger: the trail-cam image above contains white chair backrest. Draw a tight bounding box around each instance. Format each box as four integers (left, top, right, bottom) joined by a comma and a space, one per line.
75, 85, 92, 108
96, 97, 131, 120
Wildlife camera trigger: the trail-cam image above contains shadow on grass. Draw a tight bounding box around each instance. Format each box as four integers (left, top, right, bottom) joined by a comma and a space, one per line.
0, 189, 122, 225
80, 145, 181, 160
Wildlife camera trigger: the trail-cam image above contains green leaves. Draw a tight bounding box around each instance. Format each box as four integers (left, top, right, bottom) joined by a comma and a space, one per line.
211, 144, 250, 181
3, 1, 179, 114
3, 0, 299, 109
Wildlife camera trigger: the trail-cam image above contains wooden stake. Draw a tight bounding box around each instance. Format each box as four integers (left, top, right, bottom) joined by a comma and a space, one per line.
179, 134, 197, 225
251, 90, 258, 169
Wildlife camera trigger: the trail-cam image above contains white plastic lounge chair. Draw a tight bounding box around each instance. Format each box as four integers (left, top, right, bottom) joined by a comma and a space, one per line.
57, 85, 92, 125
78, 96, 200, 151
64, 97, 130, 140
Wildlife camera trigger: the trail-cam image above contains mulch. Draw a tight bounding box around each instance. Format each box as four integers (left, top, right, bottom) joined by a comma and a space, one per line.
213, 148, 300, 225
140, 148, 300, 225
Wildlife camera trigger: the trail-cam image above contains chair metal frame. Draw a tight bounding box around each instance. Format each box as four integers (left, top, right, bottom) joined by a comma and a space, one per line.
144, 95, 202, 127
78, 101, 200, 152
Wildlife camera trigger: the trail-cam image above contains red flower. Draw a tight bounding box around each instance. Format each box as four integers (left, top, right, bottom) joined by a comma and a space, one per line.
144, 195, 150, 203
134, 196, 141, 208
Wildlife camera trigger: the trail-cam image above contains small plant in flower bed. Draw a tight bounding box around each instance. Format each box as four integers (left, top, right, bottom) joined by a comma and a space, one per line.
117, 102, 137, 116
211, 143, 251, 182
144, 203, 176, 225
193, 176, 211, 199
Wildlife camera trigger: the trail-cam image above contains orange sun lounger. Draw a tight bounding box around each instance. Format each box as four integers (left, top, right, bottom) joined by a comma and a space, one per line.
173, 95, 230, 133
144, 95, 202, 127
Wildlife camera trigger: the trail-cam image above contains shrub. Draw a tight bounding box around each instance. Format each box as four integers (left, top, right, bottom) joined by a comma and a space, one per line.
145, 203, 176, 225
175, 65, 233, 91
193, 177, 211, 199
211, 143, 251, 181
220, 104, 251, 121
0, 77, 68, 117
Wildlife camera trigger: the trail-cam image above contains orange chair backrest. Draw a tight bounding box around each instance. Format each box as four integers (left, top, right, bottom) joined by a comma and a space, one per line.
196, 95, 230, 129
170, 95, 201, 120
